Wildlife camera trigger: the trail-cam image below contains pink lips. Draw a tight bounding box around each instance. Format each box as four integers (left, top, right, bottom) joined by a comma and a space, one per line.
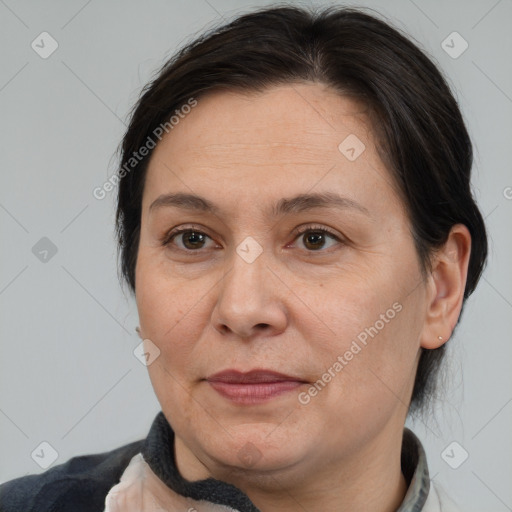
206, 369, 307, 405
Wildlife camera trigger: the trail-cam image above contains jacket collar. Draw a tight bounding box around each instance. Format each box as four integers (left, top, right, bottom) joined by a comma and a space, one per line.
142, 412, 259, 511
397, 427, 430, 511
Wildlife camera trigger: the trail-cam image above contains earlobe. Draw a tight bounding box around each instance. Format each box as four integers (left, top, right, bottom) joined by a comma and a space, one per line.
420, 224, 472, 350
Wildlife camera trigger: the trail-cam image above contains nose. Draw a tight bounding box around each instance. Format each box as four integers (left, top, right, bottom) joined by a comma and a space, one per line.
211, 249, 288, 340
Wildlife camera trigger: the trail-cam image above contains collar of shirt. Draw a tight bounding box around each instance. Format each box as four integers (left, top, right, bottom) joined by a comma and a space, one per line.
104, 411, 433, 512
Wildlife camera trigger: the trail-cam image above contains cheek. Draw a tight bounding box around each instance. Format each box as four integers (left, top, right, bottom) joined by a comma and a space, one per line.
135, 261, 212, 423
305, 261, 423, 405
135, 253, 209, 370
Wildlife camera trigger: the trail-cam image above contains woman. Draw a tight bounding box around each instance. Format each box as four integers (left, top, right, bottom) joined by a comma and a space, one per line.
0, 4, 487, 511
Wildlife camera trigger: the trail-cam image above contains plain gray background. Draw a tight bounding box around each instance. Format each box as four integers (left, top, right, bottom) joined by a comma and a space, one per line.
1, 0, 511, 510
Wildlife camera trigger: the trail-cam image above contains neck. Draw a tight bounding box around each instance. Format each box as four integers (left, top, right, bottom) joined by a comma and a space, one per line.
174, 424, 409, 512
243, 450, 407, 512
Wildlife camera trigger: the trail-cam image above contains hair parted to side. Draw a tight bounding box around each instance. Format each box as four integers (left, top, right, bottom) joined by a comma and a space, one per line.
114, 4, 488, 414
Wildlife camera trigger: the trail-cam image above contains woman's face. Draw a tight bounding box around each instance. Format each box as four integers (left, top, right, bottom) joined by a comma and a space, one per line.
135, 83, 430, 481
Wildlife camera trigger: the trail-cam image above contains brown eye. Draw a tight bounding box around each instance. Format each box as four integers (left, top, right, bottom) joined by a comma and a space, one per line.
292, 226, 342, 252
302, 231, 329, 250
179, 231, 208, 250
163, 228, 215, 251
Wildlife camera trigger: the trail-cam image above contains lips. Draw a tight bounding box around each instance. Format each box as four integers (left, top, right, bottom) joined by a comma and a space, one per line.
206, 369, 307, 404
208, 369, 305, 383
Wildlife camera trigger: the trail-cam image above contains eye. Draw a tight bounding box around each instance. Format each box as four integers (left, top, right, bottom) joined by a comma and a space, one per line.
162, 226, 216, 251
290, 225, 343, 252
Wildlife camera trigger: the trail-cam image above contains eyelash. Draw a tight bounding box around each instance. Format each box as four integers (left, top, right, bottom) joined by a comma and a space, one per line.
161, 224, 344, 254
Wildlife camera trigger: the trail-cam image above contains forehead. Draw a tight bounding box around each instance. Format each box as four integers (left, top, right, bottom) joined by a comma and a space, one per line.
142, 83, 401, 216
160, 83, 371, 154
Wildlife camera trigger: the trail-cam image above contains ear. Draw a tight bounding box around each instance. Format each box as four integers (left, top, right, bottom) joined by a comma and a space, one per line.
420, 224, 472, 349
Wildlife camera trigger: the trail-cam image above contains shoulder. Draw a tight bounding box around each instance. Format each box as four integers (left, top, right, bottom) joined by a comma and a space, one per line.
423, 481, 462, 512
0, 439, 144, 512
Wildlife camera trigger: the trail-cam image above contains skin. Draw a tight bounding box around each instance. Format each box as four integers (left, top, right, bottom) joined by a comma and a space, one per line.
135, 82, 471, 512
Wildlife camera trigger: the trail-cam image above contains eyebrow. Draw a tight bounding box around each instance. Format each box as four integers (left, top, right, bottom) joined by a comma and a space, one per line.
149, 191, 371, 218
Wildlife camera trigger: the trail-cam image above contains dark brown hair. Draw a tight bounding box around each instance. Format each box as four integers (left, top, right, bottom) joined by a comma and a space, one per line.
114, 4, 488, 414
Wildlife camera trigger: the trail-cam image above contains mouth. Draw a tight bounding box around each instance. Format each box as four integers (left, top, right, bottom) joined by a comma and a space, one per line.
205, 369, 308, 405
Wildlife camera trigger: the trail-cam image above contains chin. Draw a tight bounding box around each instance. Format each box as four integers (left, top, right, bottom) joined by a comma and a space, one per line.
203, 423, 309, 474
